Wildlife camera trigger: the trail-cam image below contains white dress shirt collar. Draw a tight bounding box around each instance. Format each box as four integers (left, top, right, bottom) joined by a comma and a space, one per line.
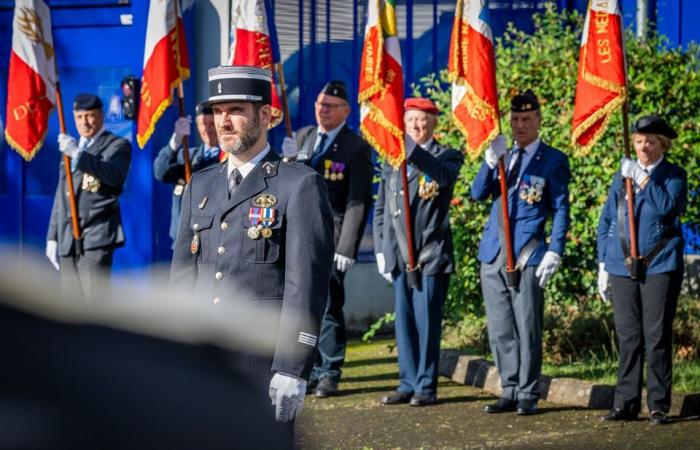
227, 144, 271, 180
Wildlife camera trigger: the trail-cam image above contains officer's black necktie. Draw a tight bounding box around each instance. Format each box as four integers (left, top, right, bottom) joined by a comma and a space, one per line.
506, 148, 525, 189
228, 168, 242, 198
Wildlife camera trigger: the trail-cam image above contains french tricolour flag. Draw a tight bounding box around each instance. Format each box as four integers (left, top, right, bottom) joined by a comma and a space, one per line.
5, 0, 56, 161
447, 0, 500, 159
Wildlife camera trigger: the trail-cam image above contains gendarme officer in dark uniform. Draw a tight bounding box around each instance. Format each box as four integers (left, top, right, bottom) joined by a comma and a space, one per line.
471, 91, 570, 416
281, 81, 374, 397
46, 93, 132, 300
154, 103, 223, 248
170, 66, 334, 426
374, 97, 464, 407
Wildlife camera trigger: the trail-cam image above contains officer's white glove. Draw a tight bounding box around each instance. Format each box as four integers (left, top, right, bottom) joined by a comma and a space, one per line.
57, 133, 79, 158
484, 134, 507, 169
269, 372, 306, 422
620, 157, 649, 187
375, 253, 393, 283
597, 262, 610, 302
535, 251, 561, 288
169, 115, 192, 150
281, 132, 298, 157
46, 240, 59, 271
334, 253, 356, 273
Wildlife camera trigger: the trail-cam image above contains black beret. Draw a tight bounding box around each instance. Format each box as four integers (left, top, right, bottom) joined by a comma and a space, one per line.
632, 115, 677, 139
321, 80, 348, 102
195, 103, 213, 116
73, 93, 103, 111
205, 65, 272, 106
511, 90, 540, 112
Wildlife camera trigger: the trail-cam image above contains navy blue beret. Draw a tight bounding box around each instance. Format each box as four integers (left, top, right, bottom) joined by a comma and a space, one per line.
73, 93, 103, 111
633, 115, 677, 139
511, 90, 540, 112
321, 80, 348, 102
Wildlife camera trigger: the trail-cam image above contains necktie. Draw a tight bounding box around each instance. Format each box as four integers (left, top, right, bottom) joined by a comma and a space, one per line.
314, 133, 328, 155
228, 168, 242, 198
311, 133, 328, 168
506, 148, 525, 189
71, 140, 88, 172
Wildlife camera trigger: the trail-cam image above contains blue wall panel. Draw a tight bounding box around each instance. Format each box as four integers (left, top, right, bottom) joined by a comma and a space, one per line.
1, 0, 697, 268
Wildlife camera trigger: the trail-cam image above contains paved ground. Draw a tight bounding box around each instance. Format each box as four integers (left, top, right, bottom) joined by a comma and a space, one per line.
296, 340, 700, 449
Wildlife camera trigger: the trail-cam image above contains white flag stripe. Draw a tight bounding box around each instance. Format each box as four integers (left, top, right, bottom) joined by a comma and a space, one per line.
12, 0, 55, 104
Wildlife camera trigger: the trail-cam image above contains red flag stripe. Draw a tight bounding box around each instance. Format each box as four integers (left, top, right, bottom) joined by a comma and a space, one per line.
572, 3, 627, 153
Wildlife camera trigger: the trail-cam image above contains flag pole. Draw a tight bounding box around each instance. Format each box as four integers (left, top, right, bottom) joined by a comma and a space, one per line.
275, 63, 293, 137
622, 92, 641, 267
173, 0, 192, 183
400, 158, 420, 288
49, 14, 83, 256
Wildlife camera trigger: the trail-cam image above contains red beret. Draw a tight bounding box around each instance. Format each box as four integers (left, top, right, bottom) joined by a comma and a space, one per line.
404, 97, 439, 115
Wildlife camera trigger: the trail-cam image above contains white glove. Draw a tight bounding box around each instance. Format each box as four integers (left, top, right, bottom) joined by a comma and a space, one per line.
281, 132, 298, 157
269, 372, 306, 422
169, 115, 192, 150
375, 253, 393, 283
620, 157, 649, 186
484, 134, 507, 169
46, 240, 59, 271
334, 253, 356, 272
57, 133, 79, 158
535, 251, 561, 288
597, 262, 610, 302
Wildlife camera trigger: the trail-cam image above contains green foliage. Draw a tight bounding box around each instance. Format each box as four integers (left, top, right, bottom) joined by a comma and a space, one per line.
412, 5, 700, 360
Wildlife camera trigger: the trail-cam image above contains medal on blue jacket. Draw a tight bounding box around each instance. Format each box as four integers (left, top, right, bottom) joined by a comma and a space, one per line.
248, 207, 263, 239
418, 174, 439, 200
260, 208, 277, 238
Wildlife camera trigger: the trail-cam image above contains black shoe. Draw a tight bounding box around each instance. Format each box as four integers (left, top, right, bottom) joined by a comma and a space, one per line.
516, 399, 538, 415
314, 378, 338, 398
305, 378, 319, 395
649, 410, 669, 425
409, 394, 437, 407
381, 390, 413, 405
601, 408, 638, 422
484, 397, 517, 413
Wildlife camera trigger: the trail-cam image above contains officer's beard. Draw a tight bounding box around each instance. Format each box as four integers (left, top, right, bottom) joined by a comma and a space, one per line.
222, 115, 262, 156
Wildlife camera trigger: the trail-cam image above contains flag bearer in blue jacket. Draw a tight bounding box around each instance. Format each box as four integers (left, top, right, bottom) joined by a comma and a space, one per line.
471, 90, 571, 416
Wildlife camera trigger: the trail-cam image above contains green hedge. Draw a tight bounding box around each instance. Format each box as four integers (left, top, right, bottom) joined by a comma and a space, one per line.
411, 5, 700, 361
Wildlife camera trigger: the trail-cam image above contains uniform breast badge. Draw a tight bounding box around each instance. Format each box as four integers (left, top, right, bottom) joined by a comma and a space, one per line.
190, 232, 200, 255
198, 196, 208, 209
252, 193, 277, 208
518, 175, 545, 204
81, 173, 101, 193
418, 174, 439, 200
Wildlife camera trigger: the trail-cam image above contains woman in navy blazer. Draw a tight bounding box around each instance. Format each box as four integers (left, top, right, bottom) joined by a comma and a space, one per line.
597, 115, 687, 425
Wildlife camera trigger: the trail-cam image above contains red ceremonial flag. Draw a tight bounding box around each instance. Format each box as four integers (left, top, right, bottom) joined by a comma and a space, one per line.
228, 0, 283, 127
447, 0, 500, 159
358, 0, 405, 168
137, 0, 190, 149
5, 0, 56, 161
572, 0, 627, 154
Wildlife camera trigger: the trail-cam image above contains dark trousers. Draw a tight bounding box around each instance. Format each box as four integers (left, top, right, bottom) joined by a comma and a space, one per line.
59, 247, 114, 301
393, 272, 448, 396
311, 270, 347, 382
610, 270, 682, 413
481, 251, 544, 401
